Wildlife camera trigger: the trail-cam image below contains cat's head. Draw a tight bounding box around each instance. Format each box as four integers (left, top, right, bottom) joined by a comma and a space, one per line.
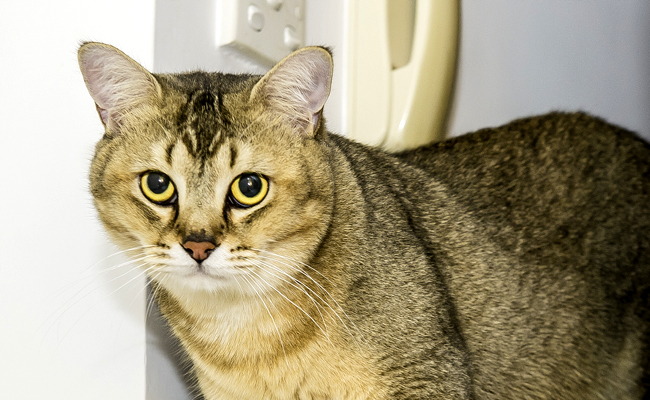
79, 43, 335, 299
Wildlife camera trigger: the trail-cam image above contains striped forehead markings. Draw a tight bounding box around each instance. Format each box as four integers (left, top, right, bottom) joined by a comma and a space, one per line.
178, 90, 233, 172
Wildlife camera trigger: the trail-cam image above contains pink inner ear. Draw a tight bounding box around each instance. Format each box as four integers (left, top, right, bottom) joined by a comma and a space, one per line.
304, 59, 332, 115
81, 52, 115, 111
95, 103, 109, 126
305, 67, 329, 131
312, 109, 321, 128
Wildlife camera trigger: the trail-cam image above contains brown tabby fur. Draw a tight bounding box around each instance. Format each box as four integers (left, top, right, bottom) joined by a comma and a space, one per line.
79, 42, 650, 399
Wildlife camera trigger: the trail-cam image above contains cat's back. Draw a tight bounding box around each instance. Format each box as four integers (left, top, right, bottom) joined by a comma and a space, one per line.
401, 112, 650, 203
400, 112, 650, 259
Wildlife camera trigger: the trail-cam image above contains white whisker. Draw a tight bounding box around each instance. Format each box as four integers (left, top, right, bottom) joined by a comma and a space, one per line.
56, 262, 159, 347
113, 264, 165, 348
41, 259, 156, 343
46, 250, 157, 300
255, 249, 335, 286
41, 254, 159, 331
253, 250, 366, 350
246, 268, 327, 336
238, 273, 289, 367
81, 244, 157, 275
146, 274, 165, 320
252, 261, 344, 356
249, 259, 330, 339
127, 267, 162, 311
230, 274, 247, 298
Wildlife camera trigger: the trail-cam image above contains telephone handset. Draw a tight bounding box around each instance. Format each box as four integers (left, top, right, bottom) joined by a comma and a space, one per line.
347, 0, 458, 150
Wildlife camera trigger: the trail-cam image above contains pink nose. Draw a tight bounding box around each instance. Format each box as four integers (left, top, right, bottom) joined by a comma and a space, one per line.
182, 241, 216, 262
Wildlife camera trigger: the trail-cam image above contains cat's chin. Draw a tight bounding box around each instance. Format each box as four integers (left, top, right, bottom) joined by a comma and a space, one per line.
155, 268, 239, 294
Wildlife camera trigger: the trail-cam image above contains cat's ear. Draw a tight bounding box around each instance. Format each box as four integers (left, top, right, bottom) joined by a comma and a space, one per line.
78, 42, 161, 134
251, 46, 333, 136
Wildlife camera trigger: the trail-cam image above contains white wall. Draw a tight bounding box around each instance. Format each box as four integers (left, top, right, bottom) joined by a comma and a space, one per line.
0, 1, 154, 399
447, 1, 650, 141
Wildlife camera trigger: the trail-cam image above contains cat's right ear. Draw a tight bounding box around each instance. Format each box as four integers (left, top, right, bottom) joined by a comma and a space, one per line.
78, 42, 161, 135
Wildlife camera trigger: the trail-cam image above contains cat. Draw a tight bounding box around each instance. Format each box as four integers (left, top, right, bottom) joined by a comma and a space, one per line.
78, 42, 650, 399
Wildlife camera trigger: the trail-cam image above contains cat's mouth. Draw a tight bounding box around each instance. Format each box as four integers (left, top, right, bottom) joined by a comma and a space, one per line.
186, 265, 227, 279
180, 254, 241, 280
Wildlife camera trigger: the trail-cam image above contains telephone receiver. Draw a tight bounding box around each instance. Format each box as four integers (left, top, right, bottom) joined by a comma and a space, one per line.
347, 0, 459, 150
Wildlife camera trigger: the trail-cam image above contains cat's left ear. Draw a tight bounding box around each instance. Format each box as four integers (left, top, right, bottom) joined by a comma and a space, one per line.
251, 46, 333, 136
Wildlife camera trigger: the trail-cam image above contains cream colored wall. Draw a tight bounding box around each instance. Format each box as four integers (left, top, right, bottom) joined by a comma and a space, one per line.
0, 1, 154, 399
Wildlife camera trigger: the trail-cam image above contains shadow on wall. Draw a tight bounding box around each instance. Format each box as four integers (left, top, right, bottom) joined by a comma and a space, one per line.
146, 288, 204, 400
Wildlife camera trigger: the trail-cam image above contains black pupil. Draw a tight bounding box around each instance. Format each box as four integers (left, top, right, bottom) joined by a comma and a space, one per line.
239, 174, 262, 198
147, 173, 169, 194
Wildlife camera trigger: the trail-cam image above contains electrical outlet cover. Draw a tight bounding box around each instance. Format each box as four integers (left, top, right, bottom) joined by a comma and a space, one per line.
216, 0, 305, 64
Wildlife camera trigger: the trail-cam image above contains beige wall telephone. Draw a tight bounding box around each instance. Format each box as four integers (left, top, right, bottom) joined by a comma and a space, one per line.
347, 0, 458, 150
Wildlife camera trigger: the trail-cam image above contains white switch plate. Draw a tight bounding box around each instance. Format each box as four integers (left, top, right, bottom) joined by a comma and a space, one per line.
216, 0, 306, 65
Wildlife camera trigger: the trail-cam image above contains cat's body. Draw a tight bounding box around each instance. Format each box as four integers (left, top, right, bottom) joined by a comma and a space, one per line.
79, 43, 650, 399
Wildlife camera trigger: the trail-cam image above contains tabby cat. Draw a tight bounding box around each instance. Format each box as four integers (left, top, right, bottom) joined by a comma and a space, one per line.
78, 42, 650, 399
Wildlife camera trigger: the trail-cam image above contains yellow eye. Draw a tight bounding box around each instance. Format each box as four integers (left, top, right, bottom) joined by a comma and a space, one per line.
140, 171, 177, 205
230, 173, 268, 207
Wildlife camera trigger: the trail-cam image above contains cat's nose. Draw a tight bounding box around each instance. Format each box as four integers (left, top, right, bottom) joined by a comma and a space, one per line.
182, 241, 216, 262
